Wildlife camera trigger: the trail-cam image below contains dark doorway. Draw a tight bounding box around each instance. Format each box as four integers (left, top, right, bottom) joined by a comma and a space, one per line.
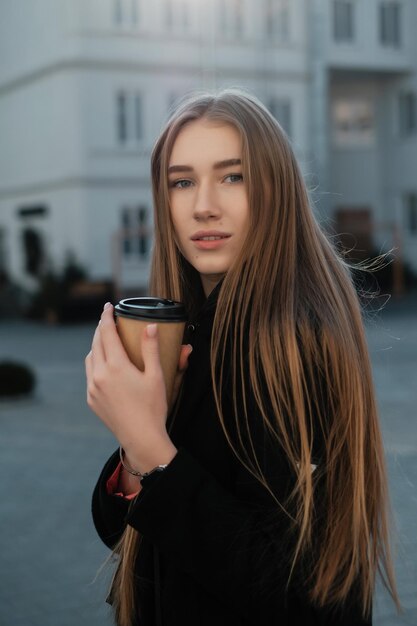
334, 207, 373, 262
22, 227, 45, 277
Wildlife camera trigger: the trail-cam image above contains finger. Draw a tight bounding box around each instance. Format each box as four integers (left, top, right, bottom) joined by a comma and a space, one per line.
141, 324, 163, 376
91, 323, 106, 367
85, 351, 92, 382
99, 303, 128, 363
178, 344, 193, 372
85, 351, 93, 400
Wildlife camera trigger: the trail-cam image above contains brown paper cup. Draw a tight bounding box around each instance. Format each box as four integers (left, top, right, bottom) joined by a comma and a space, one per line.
114, 298, 187, 411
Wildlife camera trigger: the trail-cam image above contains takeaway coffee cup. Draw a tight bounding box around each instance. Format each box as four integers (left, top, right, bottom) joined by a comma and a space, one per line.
114, 297, 188, 410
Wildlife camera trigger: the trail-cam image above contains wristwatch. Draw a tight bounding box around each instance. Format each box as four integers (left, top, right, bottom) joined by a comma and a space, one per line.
139, 464, 168, 487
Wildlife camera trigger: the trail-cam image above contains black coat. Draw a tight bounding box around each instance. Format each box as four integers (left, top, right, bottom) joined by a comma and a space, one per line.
92, 284, 372, 626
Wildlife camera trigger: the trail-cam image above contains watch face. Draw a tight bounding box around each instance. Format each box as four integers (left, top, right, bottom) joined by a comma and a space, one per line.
140, 466, 167, 486
140, 472, 163, 487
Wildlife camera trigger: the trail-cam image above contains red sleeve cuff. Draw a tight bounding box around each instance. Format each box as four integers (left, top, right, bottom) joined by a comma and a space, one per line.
106, 461, 140, 501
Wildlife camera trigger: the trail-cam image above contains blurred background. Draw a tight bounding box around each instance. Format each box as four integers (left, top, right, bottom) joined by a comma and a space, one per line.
0, 1, 416, 625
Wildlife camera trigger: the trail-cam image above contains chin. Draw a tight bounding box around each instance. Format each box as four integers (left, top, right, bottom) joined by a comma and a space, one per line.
197, 264, 229, 276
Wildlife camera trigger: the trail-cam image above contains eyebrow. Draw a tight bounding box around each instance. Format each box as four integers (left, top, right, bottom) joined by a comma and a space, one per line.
167, 158, 242, 174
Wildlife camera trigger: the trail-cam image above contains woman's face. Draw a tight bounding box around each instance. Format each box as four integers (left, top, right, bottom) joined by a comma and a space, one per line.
168, 119, 249, 297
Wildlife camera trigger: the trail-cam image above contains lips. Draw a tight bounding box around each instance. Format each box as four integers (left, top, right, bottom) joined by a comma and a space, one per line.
190, 231, 232, 241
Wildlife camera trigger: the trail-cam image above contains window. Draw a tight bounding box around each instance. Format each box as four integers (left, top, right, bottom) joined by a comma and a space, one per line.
399, 91, 416, 137
219, 0, 245, 39
266, 0, 289, 42
404, 193, 417, 234
165, 0, 190, 33
379, 1, 401, 47
114, 0, 140, 27
165, 0, 173, 29
131, 0, 139, 24
182, 1, 189, 32
117, 92, 128, 143
134, 95, 143, 141
122, 208, 131, 255
138, 207, 149, 256
116, 92, 144, 146
121, 207, 151, 259
333, 0, 354, 42
268, 99, 292, 138
114, 0, 123, 25
332, 98, 375, 147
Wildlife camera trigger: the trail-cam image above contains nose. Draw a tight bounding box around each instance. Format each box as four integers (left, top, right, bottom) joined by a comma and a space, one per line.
193, 182, 221, 221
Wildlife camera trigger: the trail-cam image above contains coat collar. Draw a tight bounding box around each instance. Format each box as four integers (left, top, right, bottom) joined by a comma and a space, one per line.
196, 278, 224, 321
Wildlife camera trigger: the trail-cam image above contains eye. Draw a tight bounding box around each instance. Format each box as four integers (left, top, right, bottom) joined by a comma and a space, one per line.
224, 173, 243, 183
169, 179, 193, 189
176, 179, 192, 189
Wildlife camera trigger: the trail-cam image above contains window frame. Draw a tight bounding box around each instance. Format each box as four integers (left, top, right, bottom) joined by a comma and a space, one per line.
265, 0, 290, 42
333, 0, 355, 43
117, 91, 128, 144
379, 1, 402, 48
165, 0, 190, 34
120, 206, 151, 261
398, 91, 416, 138
331, 97, 376, 148
116, 91, 145, 147
219, 0, 245, 40
114, 0, 140, 28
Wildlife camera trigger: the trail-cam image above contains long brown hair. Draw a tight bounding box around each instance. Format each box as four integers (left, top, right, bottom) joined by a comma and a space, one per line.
110, 88, 401, 624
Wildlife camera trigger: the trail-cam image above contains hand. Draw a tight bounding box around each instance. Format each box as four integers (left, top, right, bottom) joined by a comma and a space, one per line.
85, 303, 177, 471
171, 343, 193, 410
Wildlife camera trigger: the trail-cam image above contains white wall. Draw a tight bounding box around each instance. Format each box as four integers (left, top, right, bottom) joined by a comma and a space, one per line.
83, 185, 153, 282
0, 0, 79, 86
0, 72, 84, 189
0, 0, 312, 289
2, 0, 415, 287
0, 187, 87, 290
325, 0, 417, 272
324, 0, 413, 72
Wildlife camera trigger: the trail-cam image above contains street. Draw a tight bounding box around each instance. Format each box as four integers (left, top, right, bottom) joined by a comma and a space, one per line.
0, 295, 416, 625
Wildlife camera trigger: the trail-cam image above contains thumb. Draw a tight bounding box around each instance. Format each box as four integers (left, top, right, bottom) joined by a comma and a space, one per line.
178, 344, 193, 372
142, 324, 162, 375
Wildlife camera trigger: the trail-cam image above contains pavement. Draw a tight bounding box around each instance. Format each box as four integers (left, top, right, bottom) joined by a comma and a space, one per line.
0, 292, 416, 626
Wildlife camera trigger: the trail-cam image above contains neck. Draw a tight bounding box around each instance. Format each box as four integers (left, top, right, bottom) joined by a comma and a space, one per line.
201, 274, 225, 298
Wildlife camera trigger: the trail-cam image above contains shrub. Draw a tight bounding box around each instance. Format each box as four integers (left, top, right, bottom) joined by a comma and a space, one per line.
28, 252, 90, 322
0, 361, 36, 397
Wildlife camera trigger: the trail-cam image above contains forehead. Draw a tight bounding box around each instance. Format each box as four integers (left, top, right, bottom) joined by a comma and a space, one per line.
169, 119, 242, 165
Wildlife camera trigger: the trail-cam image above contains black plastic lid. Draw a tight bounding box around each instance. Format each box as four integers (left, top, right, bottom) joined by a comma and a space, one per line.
114, 297, 187, 322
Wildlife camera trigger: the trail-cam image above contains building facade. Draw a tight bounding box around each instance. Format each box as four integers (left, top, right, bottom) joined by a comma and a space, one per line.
0, 0, 416, 296
323, 0, 417, 277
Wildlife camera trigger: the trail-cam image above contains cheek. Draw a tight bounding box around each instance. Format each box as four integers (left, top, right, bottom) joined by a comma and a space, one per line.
169, 208, 182, 237
171, 221, 190, 259
172, 221, 187, 247
237, 204, 250, 235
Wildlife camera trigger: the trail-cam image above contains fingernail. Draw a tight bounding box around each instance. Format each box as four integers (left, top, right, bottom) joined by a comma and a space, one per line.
188, 344, 193, 354
104, 302, 112, 310
146, 323, 157, 338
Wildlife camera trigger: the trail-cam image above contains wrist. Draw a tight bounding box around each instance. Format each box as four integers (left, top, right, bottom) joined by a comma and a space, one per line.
123, 436, 177, 476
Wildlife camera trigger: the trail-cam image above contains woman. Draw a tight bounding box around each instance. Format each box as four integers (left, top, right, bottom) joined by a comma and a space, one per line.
87, 88, 400, 626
